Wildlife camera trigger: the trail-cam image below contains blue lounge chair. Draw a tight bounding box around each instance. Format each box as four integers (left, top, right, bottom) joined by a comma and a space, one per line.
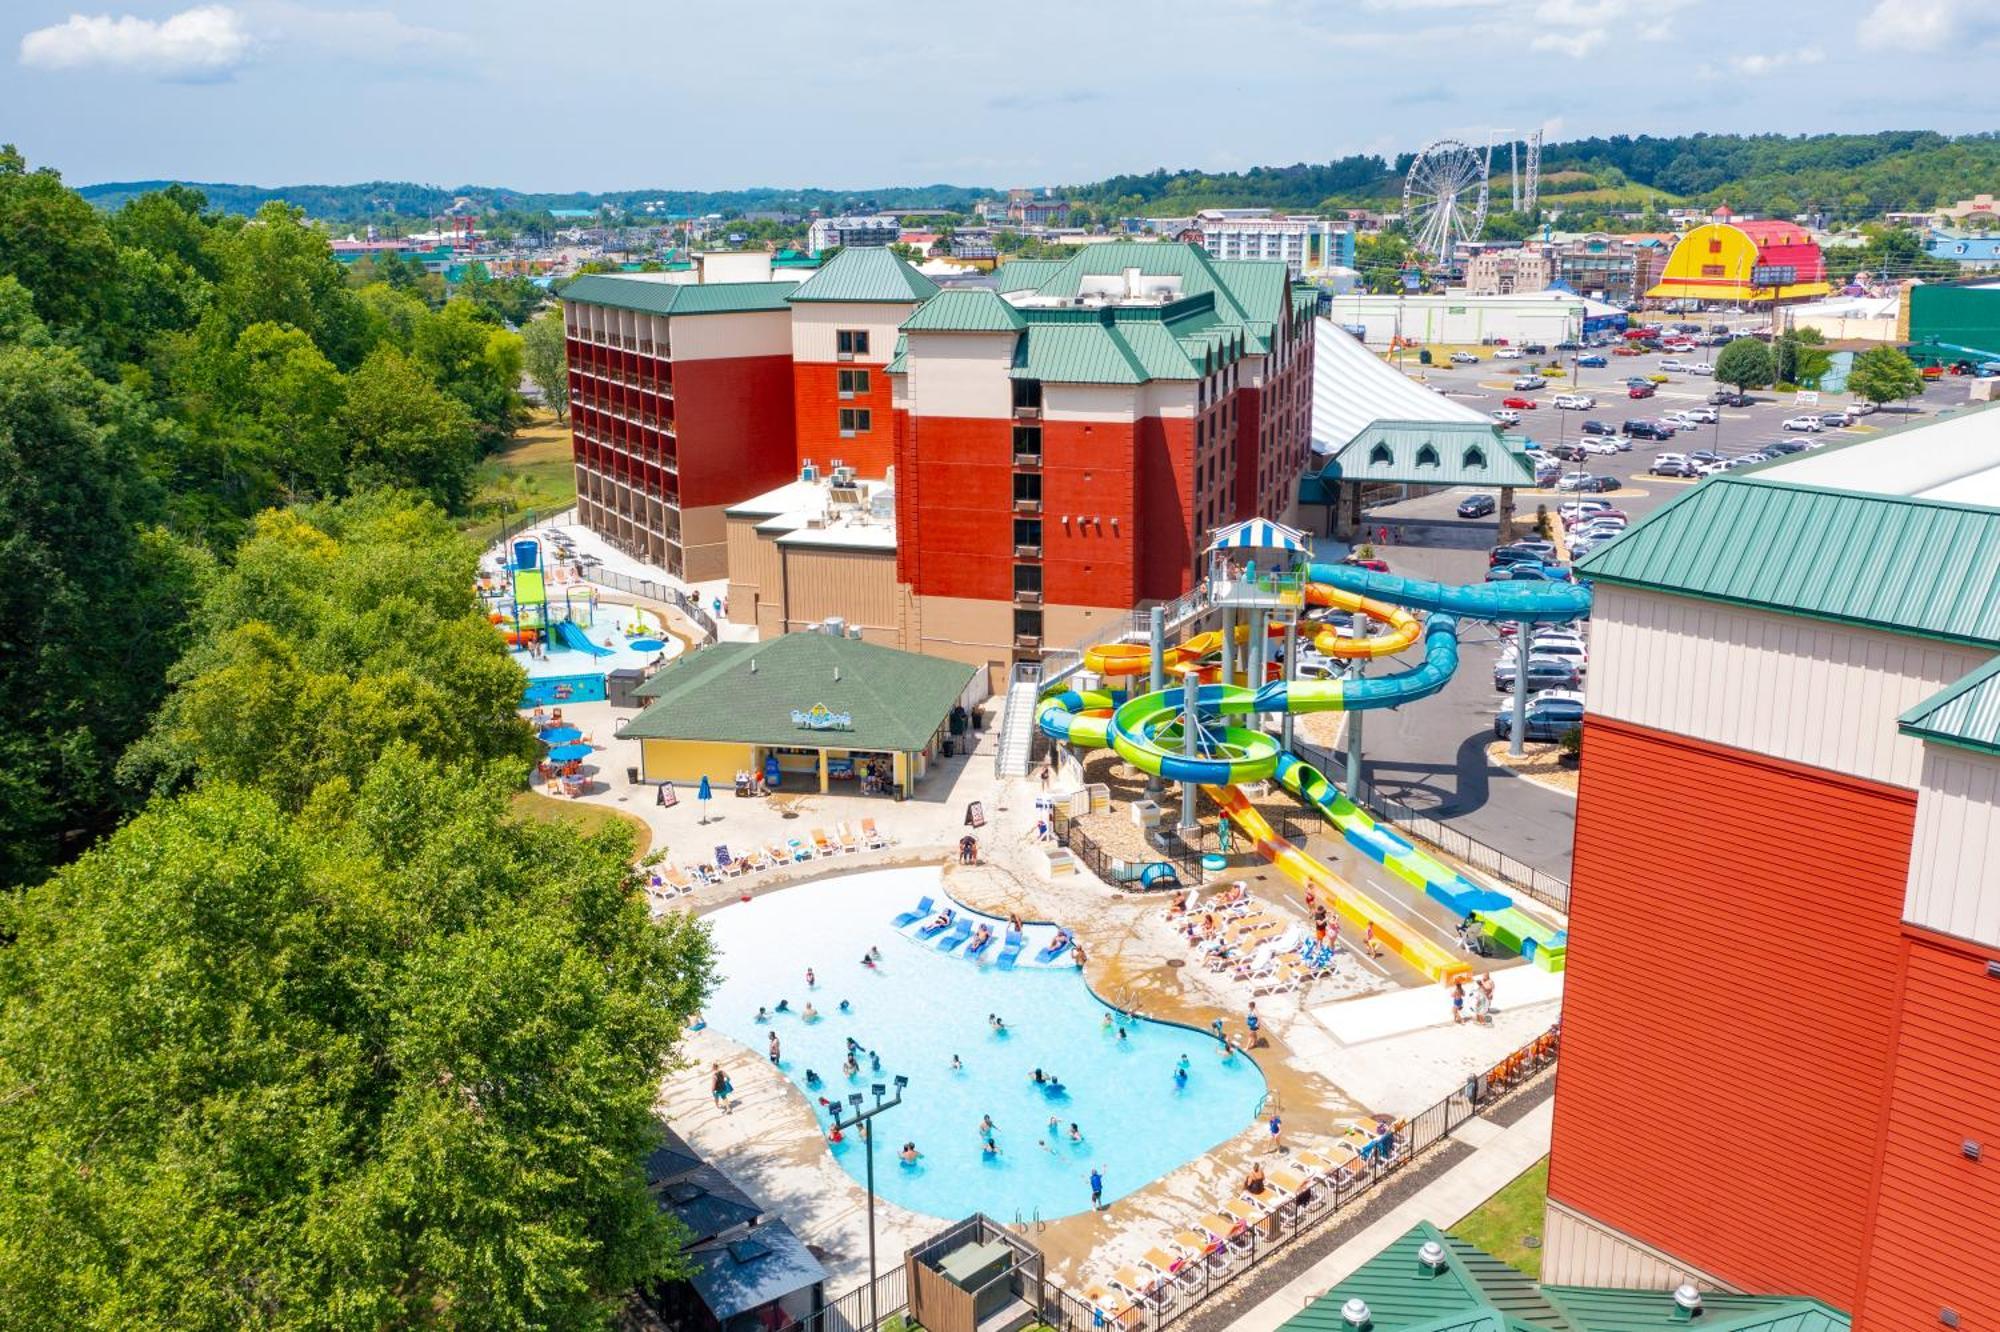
916, 909, 955, 940
892, 895, 935, 928
996, 928, 1025, 969
965, 927, 997, 958
1036, 930, 1074, 964
935, 917, 974, 952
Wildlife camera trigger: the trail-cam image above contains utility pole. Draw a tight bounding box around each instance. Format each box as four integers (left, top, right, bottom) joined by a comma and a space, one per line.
830, 1078, 908, 1332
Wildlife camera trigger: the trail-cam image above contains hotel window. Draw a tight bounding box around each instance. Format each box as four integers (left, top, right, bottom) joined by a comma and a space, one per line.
1013, 518, 1042, 550
1013, 608, 1044, 639
837, 368, 870, 397
1013, 564, 1043, 597
1013, 426, 1042, 458
1012, 473, 1042, 505
836, 329, 870, 356
839, 408, 872, 434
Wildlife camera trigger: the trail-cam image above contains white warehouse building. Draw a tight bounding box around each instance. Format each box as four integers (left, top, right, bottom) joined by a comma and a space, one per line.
1327, 290, 1621, 348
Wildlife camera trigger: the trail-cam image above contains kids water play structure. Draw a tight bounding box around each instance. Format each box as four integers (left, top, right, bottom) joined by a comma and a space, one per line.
483, 537, 675, 705
1037, 522, 1590, 982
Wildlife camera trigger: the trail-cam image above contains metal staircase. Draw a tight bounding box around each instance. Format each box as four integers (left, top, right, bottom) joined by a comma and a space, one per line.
994, 666, 1042, 778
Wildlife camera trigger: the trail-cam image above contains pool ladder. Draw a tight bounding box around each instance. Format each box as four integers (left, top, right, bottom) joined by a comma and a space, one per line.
1012, 1207, 1046, 1234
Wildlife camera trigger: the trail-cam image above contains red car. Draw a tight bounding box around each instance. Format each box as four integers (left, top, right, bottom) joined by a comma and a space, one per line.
1344, 557, 1390, 573
1501, 396, 1539, 410
1628, 383, 1656, 399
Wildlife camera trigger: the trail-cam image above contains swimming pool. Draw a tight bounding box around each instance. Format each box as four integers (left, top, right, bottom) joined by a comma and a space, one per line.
703, 867, 1267, 1221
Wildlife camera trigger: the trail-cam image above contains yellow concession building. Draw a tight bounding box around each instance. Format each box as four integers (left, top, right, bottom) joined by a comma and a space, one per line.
619, 631, 977, 796
1644, 219, 1831, 304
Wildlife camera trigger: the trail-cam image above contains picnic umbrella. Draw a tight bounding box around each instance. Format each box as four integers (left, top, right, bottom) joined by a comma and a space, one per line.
697, 775, 712, 825
548, 742, 594, 763
540, 725, 583, 745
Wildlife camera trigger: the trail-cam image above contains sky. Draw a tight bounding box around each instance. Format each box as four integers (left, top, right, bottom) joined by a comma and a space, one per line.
6, 0, 1999, 192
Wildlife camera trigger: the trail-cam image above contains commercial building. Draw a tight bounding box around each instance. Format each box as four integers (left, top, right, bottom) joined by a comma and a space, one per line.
1904, 278, 2000, 361
1644, 219, 1830, 304
1001, 189, 1073, 227
562, 273, 801, 580
620, 630, 977, 796
1325, 291, 1597, 349
806, 214, 901, 256
1547, 407, 2000, 1328
1554, 238, 1639, 304
1776, 294, 1900, 343
1463, 247, 1552, 295
1923, 232, 2000, 270
892, 243, 1317, 675
1185, 209, 1355, 277
724, 470, 898, 643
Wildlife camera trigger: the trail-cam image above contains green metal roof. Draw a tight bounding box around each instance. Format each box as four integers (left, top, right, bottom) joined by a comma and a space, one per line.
560, 274, 797, 317
883, 333, 908, 376
991, 259, 1064, 292
1281, 1224, 1846, 1332
1898, 654, 2000, 757
621, 633, 976, 753
787, 248, 940, 304
900, 288, 1025, 333
1000, 242, 1291, 355
1312, 421, 1534, 487
1574, 474, 2000, 650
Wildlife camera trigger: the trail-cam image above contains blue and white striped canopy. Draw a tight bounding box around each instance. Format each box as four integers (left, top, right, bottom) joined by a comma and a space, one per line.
1207, 518, 1309, 554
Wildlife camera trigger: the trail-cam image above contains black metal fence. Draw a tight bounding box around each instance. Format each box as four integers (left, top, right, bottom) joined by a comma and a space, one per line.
1291, 740, 1570, 913
1035, 1025, 1561, 1331
789, 1265, 909, 1332
1052, 810, 1202, 892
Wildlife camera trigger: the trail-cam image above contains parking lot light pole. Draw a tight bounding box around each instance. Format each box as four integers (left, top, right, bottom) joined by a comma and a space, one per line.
831, 1077, 908, 1332
1510, 621, 1531, 757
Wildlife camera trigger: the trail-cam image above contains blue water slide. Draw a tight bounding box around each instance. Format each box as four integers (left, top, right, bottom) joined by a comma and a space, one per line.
554, 619, 616, 657
1306, 563, 1591, 624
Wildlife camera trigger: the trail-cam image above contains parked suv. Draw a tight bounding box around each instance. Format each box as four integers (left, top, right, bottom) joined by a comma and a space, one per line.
1624, 419, 1675, 440
1649, 453, 1697, 476
1552, 393, 1595, 410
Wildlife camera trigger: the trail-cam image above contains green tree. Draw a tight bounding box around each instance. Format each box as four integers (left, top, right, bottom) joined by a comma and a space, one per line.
1846, 345, 1926, 407
0, 145, 117, 337
412, 298, 524, 448
1713, 337, 1775, 392
1773, 327, 1831, 387
210, 201, 369, 367
521, 307, 571, 419
0, 755, 713, 1330
0, 284, 210, 887
220, 322, 349, 497
339, 348, 480, 509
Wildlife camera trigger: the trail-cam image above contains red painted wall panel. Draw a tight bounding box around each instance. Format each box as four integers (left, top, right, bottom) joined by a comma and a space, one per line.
1549, 715, 1916, 1308
1043, 418, 1139, 608
1233, 385, 1265, 523
793, 360, 894, 478
1137, 416, 1196, 602
1854, 930, 2000, 1332
901, 414, 1014, 602
673, 352, 799, 508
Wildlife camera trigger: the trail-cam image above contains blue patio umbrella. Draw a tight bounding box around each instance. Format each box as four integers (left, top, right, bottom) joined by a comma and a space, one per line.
630, 638, 665, 652
540, 725, 582, 745
547, 742, 594, 763
697, 775, 713, 825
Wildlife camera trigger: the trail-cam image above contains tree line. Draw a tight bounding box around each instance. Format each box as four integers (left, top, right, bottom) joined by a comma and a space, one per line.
0, 147, 713, 1328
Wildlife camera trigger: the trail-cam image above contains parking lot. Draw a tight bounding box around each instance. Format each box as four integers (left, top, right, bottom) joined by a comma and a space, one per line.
1316, 341, 1952, 878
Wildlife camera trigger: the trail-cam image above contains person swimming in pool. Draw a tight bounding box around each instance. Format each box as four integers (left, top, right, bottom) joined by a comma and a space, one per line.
1068, 1122, 1084, 1142
801, 1002, 818, 1022
805, 967, 816, 989
901, 1141, 922, 1164
842, 1052, 859, 1078
1117, 1027, 1128, 1044
838, 999, 851, 1013
1173, 1065, 1188, 1089
1031, 1068, 1046, 1084
845, 1036, 861, 1052
1047, 1115, 1061, 1136
805, 1069, 821, 1088
1102, 1012, 1116, 1032
950, 1054, 963, 1071
982, 1136, 1000, 1158
755, 1006, 770, 1023
869, 1050, 881, 1072
774, 999, 790, 1014
979, 1114, 995, 1135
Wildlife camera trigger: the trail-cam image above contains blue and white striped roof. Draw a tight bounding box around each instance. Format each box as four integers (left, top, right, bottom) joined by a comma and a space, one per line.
1207, 518, 1309, 553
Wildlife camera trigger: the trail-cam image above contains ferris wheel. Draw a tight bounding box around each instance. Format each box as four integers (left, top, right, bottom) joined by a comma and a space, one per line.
1402, 139, 1490, 264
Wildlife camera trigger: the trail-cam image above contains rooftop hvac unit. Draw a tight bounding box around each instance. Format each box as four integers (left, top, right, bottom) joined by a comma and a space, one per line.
821, 617, 847, 636
831, 465, 857, 486
799, 460, 818, 482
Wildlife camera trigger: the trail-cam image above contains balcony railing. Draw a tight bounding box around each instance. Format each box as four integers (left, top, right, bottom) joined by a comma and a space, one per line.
1013, 405, 1043, 421
1013, 497, 1042, 514
1013, 544, 1042, 559
1013, 589, 1043, 606
1014, 634, 1043, 651
1013, 451, 1042, 468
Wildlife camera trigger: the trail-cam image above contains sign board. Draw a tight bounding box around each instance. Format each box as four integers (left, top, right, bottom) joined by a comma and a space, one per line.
791, 703, 853, 731
1447, 305, 1467, 315
1793, 390, 1820, 407
964, 800, 987, 828
1751, 264, 1798, 288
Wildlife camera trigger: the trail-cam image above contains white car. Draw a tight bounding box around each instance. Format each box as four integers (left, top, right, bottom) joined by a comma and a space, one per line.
1850, 400, 1878, 416
1491, 408, 1521, 426
1681, 405, 1720, 424
1513, 375, 1549, 391
1450, 351, 1480, 365
1581, 438, 1620, 455
1555, 472, 1601, 492
1661, 410, 1699, 429
1558, 499, 1615, 519
1658, 357, 1688, 372
1686, 361, 1715, 375
1501, 641, 1588, 673
1782, 415, 1824, 432
1552, 393, 1595, 410
1495, 347, 1524, 359
1694, 460, 1730, 476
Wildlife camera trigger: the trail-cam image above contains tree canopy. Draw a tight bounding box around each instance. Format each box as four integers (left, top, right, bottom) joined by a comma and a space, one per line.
1846, 345, 1926, 406
1714, 337, 1775, 391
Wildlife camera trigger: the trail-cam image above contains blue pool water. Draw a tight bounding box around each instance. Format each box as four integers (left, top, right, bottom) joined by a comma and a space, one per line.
704, 867, 1267, 1221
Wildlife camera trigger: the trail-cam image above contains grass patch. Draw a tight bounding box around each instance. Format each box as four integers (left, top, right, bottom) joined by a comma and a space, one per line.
509, 790, 654, 858
463, 410, 576, 546
1449, 1158, 1548, 1277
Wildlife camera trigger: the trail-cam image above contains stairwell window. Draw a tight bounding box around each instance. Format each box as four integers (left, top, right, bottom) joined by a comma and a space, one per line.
1415, 443, 1440, 468
1463, 444, 1487, 469
838, 408, 871, 436
1369, 442, 1394, 466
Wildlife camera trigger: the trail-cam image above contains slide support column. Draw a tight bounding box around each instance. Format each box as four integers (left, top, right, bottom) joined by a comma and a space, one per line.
1346, 608, 1369, 795
1509, 618, 1530, 756
1280, 616, 1298, 753
1146, 606, 1165, 802
1220, 606, 1236, 689
1178, 670, 1201, 836
1250, 609, 1269, 699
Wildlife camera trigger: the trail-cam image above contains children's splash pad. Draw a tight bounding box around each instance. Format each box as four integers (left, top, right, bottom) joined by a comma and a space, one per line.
484, 540, 679, 704
704, 867, 1267, 1221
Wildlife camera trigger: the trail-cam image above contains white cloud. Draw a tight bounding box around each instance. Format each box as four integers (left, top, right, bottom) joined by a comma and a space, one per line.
1858, 0, 2000, 51
19, 5, 251, 78
245, 2, 469, 69
1729, 46, 1825, 74
1530, 29, 1607, 57
1528, 0, 1691, 57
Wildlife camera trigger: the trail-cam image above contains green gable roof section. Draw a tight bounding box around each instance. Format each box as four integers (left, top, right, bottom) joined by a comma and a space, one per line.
1898, 654, 2000, 758
991, 259, 1064, 293
883, 333, 908, 376
1280, 1224, 1846, 1332
1312, 421, 1534, 488
1574, 475, 2000, 650
787, 247, 940, 304
560, 274, 799, 317
1002, 242, 1291, 355
901, 288, 1026, 333
621, 633, 976, 754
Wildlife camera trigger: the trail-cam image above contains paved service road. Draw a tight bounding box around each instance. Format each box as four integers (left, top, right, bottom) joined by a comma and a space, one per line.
1316, 345, 1953, 880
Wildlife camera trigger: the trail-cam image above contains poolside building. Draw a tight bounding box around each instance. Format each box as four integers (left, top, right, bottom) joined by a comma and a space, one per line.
619, 630, 978, 795
1547, 405, 2000, 1323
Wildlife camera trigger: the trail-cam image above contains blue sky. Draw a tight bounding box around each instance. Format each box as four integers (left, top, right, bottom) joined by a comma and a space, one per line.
6, 0, 1997, 191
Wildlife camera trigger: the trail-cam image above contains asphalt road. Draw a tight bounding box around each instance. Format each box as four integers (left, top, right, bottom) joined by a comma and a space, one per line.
1319, 344, 1950, 881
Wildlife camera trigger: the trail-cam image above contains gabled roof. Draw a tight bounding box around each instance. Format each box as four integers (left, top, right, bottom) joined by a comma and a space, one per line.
1314, 423, 1535, 488
559, 274, 798, 316
1898, 654, 2000, 758
787, 247, 940, 304
684, 1222, 827, 1322
992, 259, 1065, 293
1313, 318, 1492, 452
998, 242, 1290, 354
901, 288, 1026, 333
621, 633, 975, 752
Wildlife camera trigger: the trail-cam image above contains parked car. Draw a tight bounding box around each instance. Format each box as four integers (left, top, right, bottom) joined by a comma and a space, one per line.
1708, 389, 1751, 406
1450, 351, 1480, 365
1494, 347, 1523, 359
1649, 454, 1696, 476
1686, 449, 1727, 466
1522, 343, 1548, 355
1490, 408, 1521, 426
1819, 409, 1855, 428
1764, 439, 1810, 456
1558, 499, 1617, 519
1687, 361, 1715, 375
1555, 340, 1582, 351
1571, 519, 1628, 541
1552, 442, 1590, 462
1513, 375, 1548, 391
1624, 419, 1675, 440
1612, 344, 1646, 356
1581, 438, 1620, 455
1501, 396, 1539, 410
1681, 405, 1720, 424
1577, 353, 1608, 367
1490, 543, 1557, 568
1628, 383, 1656, 399
1456, 493, 1498, 518
1552, 393, 1595, 410
1495, 658, 1583, 692
1580, 419, 1616, 437
1782, 415, 1824, 432
1849, 400, 1878, 416
1658, 357, 1689, 372
1565, 473, 1620, 493
1501, 639, 1589, 674
1662, 410, 1700, 429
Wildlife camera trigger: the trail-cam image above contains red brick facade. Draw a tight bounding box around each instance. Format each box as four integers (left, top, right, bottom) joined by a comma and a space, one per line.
792, 359, 895, 478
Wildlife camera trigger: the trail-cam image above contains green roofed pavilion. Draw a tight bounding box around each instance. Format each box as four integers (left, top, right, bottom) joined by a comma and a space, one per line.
787, 247, 941, 304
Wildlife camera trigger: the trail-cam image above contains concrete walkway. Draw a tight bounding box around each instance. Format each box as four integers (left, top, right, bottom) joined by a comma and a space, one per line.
1227, 1097, 1554, 1332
